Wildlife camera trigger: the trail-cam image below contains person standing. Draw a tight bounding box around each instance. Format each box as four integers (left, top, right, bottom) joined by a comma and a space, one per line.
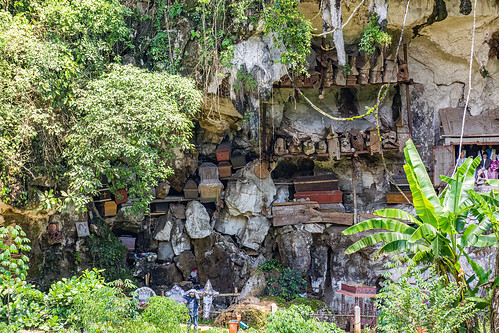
490, 154, 499, 179
456, 150, 467, 167
184, 289, 199, 332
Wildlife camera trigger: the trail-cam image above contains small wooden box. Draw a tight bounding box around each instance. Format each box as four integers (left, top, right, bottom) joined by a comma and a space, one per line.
216, 142, 232, 162
97, 201, 117, 217
218, 161, 232, 178
294, 190, 343, 203
183, 179, 198, 199
119, 236, 136, 251
294, 175, 338, 192
112, 188, 128, 204
199, 184, 223, 203
231, 152, 246, 169
151, 202, 169, 213
346, 75, 357, 86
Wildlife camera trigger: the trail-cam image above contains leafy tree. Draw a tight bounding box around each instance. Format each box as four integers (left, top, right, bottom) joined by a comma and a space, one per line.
65, 64, 202, 212
376, 266, 477, 333
342, 139, 493, 290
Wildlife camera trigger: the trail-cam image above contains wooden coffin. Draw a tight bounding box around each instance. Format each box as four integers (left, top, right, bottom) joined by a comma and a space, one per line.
119, 236, 136, 251
97, 201, 117, 217
199, 162, 219, 180
216, 142, 232, 162
183, 179, 198, 199
338, 283, 376, 297
94, 189, 112, 202
272, 201, 355, 227
294, 175, 338, 192
151, 202, 169, 213
272, 201, 320, 226
389, 175, 410, 192
199, 184, 223, 203
294, 190, 343, 203
386, 191, 413, 204
112, 188, 128, 204
218, 161, 232, 178
346, 75, 357, 86
368, 130, 381, 154
231, 152, 246, 169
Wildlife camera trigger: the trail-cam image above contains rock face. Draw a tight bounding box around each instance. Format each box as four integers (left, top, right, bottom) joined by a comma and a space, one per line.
153, 216, 173, 241
170, 219, 191, 256
158, 242, 174, 261
241, 216, 271, 250
277, 228, 313, 276
214, 211, 247, 238
238, 271, 267, 299
185, 201, 212, 239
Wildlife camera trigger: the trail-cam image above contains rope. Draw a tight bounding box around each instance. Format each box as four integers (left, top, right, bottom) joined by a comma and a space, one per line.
454, 0, 477, 173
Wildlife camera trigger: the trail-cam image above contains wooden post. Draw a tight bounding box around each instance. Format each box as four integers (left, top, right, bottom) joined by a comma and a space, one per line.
354, 305, 361, 333
352, 153, 360, 225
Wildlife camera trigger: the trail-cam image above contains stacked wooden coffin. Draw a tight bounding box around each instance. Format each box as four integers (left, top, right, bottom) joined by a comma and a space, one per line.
199, 162, 224, 203
293, 174, 342, 204
386, 175, 413, 203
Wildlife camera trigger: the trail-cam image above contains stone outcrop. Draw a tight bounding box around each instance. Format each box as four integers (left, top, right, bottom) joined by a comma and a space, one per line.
276, 228, 313, 276
241, 216, 271, 250
185, 201, 212, 239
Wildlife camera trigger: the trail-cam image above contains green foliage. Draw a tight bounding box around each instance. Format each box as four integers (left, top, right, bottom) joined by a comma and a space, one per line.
377, 266, 478, 333
342, 139, 495, 295
266, 305, 343, 333
85, 219, 132, 281
359, 13, 391, 56
140, 296, 189, 331
65, 64, 202, 213
263, 0, 312, 75
0, 225, 31, 282
233, 67, 257, 94
259, 260, 307, 301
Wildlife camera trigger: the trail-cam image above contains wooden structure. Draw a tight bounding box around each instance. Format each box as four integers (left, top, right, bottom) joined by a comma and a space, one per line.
97, 201, 117, 217
216, 142, 232, 162
183, 179, 198, 199
119, 235, 136, 251
218, 161, 232, 178
293, 174, 338, 192
112, 188, 128, 204
386, 175, 413, 204
294, 190, 343, 203
199, 163, 223, 202
272, 201, 371, 227
231, 152, 246, 169
336, 283, 377, 331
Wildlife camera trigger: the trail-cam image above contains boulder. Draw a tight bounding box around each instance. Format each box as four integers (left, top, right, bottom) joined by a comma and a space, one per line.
238, 271, 267, 299
309, 245, 329, 295
241, 216, 271, 250
151, 263, 183, 286
302, 223, 325, 234
174, 250, 197, 279
170, 203, 186, 219
170, 218, 191, 255
158, 242, 175, 261
277, 229, 312, 276
192, 235, 215, 260
185, 201, 212, 239
197, 244, 235, 293
225, 161, 276, 216
215, 211, 247, 238
154, 216, 173, 241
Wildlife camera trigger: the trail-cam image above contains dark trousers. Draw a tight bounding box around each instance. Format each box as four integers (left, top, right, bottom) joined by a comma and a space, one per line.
187, 313, 198, 332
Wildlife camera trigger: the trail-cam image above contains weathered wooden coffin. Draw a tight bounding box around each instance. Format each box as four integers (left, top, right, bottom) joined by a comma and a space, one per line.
112, 188, 128, 204
183, 179, 198, 199
97, 201, 117, 217
293, 174, 338, 192
294, 190, 343, 203
340, 283, 376, 296
386, 191, 413, 203
94, 189, 112, 202
216, 142, 232, 162
272, 201, 355, 227
218, 161, 232, 178
119, 236, 136, 251
231, 152, 246, 169
199, 162, 224, 202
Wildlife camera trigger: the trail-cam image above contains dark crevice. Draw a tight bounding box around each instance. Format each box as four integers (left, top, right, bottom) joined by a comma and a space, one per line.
412, 0, 448, 37
459, 0, 472, 15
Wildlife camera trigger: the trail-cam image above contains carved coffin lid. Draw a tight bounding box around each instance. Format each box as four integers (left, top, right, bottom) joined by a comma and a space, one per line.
336, 283, 376, 298
199, 162, 220, 182
184, 178, 198, 190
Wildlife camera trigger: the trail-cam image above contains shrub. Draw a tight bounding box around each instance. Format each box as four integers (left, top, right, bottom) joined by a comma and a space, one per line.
376, 267, 478, 333
259, 260, 306, 301
266, 305, 343, 333
140, 296, 189, 332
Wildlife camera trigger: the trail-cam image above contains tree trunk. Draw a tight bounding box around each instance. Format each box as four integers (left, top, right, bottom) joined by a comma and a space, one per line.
491, 250, 499, 332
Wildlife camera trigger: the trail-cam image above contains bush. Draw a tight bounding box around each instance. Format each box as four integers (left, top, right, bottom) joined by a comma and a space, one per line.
376, 267, 478, 333
140, 296, 188, 332
259, 260, 306, 301
266, 305, 343, 333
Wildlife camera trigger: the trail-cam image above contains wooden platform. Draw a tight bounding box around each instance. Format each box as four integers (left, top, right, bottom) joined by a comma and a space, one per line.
386, 191, 413, 204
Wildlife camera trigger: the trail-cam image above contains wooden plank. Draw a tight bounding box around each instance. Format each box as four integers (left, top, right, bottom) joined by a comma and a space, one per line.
432, 145, 454, 187
272, 201, 361, 226
386, 192, 413, 204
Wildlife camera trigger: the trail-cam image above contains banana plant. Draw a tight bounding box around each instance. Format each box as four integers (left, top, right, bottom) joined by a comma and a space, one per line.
342, 139, 493, 287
